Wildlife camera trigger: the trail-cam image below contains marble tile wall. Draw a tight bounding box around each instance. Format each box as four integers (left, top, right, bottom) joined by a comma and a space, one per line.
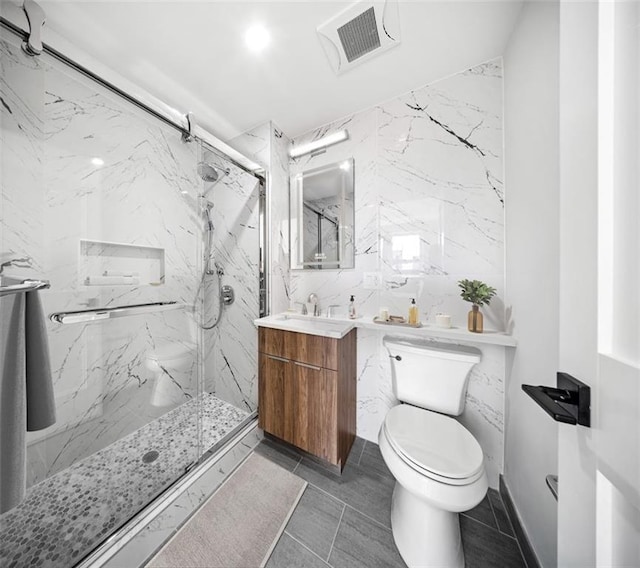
269, 125, 292, 313
231, 121, 291, 314
288, 59, 506, 487
1, 32, 203, 487
201, 145, 261, 412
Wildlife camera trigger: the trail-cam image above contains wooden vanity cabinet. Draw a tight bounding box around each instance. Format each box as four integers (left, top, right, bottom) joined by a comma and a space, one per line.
258, 327, 356, 470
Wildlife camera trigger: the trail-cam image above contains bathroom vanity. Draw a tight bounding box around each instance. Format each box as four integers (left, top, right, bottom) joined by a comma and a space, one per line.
257, 318, 356, 470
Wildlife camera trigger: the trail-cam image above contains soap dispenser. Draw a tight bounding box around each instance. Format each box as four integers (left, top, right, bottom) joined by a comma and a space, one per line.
408, 298, 419, 325
348, 295, 356, 319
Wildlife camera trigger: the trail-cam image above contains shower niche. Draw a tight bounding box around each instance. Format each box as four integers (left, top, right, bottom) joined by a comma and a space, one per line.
80, 239, 165, 287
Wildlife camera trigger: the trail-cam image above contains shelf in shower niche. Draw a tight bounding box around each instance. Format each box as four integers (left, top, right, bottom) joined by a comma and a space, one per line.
80, 239, 165, 287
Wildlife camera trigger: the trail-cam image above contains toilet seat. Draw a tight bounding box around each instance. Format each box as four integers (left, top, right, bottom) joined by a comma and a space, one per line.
383, 405, 485, 486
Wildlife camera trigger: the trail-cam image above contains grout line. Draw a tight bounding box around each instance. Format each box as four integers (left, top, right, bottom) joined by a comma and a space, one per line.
488, 491, 518, 539
461, 512, 517, 540
326, 504, 346, 563
342, 502, 393, 533
284, 531, 332, 567
304, 483, 348, 507
301, 482, 391, 532
356, 440, 366, 466
486, 491, 500, 532
292, 457, 302, 474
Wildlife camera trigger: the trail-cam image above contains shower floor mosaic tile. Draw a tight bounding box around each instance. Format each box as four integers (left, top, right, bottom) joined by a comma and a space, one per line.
0, 393, 248, 568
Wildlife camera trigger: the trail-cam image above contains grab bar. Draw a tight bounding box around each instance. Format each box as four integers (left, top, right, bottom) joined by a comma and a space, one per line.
0, 278, 50, 297
50, 301, 187, 325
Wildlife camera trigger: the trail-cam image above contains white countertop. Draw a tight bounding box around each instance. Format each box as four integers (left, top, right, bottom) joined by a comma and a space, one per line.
254, 313, 356, 339
254, 313, 517, 347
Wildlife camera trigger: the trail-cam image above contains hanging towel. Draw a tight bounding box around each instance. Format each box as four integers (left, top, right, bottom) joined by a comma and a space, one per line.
25, 290, 56, 431
0, 289, 55, 514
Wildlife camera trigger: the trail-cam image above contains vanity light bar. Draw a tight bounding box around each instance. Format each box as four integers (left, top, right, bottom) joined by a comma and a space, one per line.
289, 129, 349, 158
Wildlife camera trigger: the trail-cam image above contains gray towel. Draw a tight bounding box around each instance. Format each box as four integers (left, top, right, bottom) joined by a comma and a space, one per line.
0, 289, 55, 514
25, 290, 55, 432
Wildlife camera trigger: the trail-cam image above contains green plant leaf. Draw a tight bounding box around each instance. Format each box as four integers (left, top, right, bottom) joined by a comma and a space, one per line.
457, 279, 497, 306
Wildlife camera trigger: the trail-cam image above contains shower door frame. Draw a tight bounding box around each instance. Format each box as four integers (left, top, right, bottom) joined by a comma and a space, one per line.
0, 9, 267, 566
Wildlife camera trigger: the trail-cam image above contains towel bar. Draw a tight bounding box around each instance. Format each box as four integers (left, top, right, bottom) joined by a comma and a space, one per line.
50, 301, 188, 324
0, 278, 50, 297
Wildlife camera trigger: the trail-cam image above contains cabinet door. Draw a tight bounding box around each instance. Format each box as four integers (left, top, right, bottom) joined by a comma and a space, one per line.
292, 362, 338, 463
258, 353, 293, 442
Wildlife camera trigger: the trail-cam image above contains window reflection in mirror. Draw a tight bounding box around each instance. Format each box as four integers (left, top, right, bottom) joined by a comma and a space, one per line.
291, 158, 355, 270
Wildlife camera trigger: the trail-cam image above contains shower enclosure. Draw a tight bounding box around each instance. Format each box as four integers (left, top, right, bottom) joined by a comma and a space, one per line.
0, 19, 262, 568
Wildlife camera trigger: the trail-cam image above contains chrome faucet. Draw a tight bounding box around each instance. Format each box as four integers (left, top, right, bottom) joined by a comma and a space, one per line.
295, 301, 307, 315
308, 293, 319, 316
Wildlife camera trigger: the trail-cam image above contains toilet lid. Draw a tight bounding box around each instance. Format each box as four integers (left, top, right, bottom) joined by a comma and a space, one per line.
384, 405, 484, 481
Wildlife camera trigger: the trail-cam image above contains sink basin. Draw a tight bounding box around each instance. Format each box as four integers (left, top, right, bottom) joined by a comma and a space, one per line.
254, 313, 355, 339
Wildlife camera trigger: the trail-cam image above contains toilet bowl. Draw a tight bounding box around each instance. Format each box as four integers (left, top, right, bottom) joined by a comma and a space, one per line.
380, 337, 486, 568
379, 404, 487, 568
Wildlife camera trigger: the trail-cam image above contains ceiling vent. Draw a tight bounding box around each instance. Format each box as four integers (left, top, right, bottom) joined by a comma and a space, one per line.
317, 0, 401, 75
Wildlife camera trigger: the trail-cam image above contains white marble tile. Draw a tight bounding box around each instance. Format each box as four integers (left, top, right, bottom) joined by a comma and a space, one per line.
289, 60, 506, 487
269, 124, 292, 313
201, 147, 261, 412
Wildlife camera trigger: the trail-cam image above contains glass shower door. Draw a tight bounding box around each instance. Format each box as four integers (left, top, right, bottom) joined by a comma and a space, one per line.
0, 27, 204, 567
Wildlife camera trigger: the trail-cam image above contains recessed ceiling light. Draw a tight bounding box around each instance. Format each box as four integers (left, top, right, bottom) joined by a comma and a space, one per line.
91, 157, 104, 167
245, 24, 271, 53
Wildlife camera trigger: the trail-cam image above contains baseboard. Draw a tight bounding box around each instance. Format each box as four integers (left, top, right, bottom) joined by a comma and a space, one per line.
499, 475, 542, 568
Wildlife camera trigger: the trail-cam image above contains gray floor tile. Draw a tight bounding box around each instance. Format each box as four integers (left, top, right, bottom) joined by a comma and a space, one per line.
462, 493, 498, 530
358, 441, 393, 480
487, 489, 515, 537
254, 438, 301, 472
294, 456, 395, 528
265, 533, 330, 568
461, 515, 525, 568
285, 486, 344, 561
345, 436, 366, 468
328, 506, 407, 568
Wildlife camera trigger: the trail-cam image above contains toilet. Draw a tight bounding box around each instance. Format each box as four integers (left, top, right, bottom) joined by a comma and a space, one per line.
378, 337, 487, 568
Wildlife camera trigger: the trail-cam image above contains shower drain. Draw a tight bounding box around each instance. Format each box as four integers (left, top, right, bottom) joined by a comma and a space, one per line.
142, 450, 160, 464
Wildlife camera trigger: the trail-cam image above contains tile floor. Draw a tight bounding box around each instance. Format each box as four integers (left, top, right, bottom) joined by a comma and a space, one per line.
0, 394, 248, 568
256, 436, 527, 568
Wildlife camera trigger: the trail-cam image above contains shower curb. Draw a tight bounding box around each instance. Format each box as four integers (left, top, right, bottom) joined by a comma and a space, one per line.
77, 418, 262, 568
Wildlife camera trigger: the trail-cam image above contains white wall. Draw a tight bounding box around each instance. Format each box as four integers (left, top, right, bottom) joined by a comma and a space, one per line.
503, 3, 560, 567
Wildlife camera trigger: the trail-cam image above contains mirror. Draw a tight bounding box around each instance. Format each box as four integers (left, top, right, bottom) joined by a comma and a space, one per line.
290, 158, 355, 270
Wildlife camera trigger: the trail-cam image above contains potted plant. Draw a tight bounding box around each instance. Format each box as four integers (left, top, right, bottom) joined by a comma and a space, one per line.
457, 279, 496, 333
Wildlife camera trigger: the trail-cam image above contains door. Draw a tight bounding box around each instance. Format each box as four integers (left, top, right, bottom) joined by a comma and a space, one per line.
291, 362, 338, 462
258, 353, 291, 441
558, 1, 640, 565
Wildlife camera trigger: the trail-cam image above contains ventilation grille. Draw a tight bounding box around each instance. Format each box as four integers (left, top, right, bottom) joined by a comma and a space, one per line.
337, 7, 381, 63
317, 1, 401, 75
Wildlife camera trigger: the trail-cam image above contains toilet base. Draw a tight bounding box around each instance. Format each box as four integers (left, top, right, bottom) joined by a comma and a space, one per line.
391, 482, 464, 568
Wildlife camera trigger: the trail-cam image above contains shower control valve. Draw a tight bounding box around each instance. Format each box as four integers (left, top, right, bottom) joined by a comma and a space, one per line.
221, 285, 235, 306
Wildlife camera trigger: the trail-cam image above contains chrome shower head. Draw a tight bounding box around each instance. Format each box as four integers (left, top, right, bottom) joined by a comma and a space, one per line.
197, 162, 229, 184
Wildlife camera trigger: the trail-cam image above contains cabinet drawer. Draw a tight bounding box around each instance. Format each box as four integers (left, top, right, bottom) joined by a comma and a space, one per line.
258, 327, 338, 370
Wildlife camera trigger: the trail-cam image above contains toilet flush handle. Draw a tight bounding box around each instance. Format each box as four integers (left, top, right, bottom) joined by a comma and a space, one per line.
389, 355, 402, 361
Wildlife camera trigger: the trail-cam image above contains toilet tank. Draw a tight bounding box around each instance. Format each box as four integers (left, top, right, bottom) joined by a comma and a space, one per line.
384, 337, 481, 416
